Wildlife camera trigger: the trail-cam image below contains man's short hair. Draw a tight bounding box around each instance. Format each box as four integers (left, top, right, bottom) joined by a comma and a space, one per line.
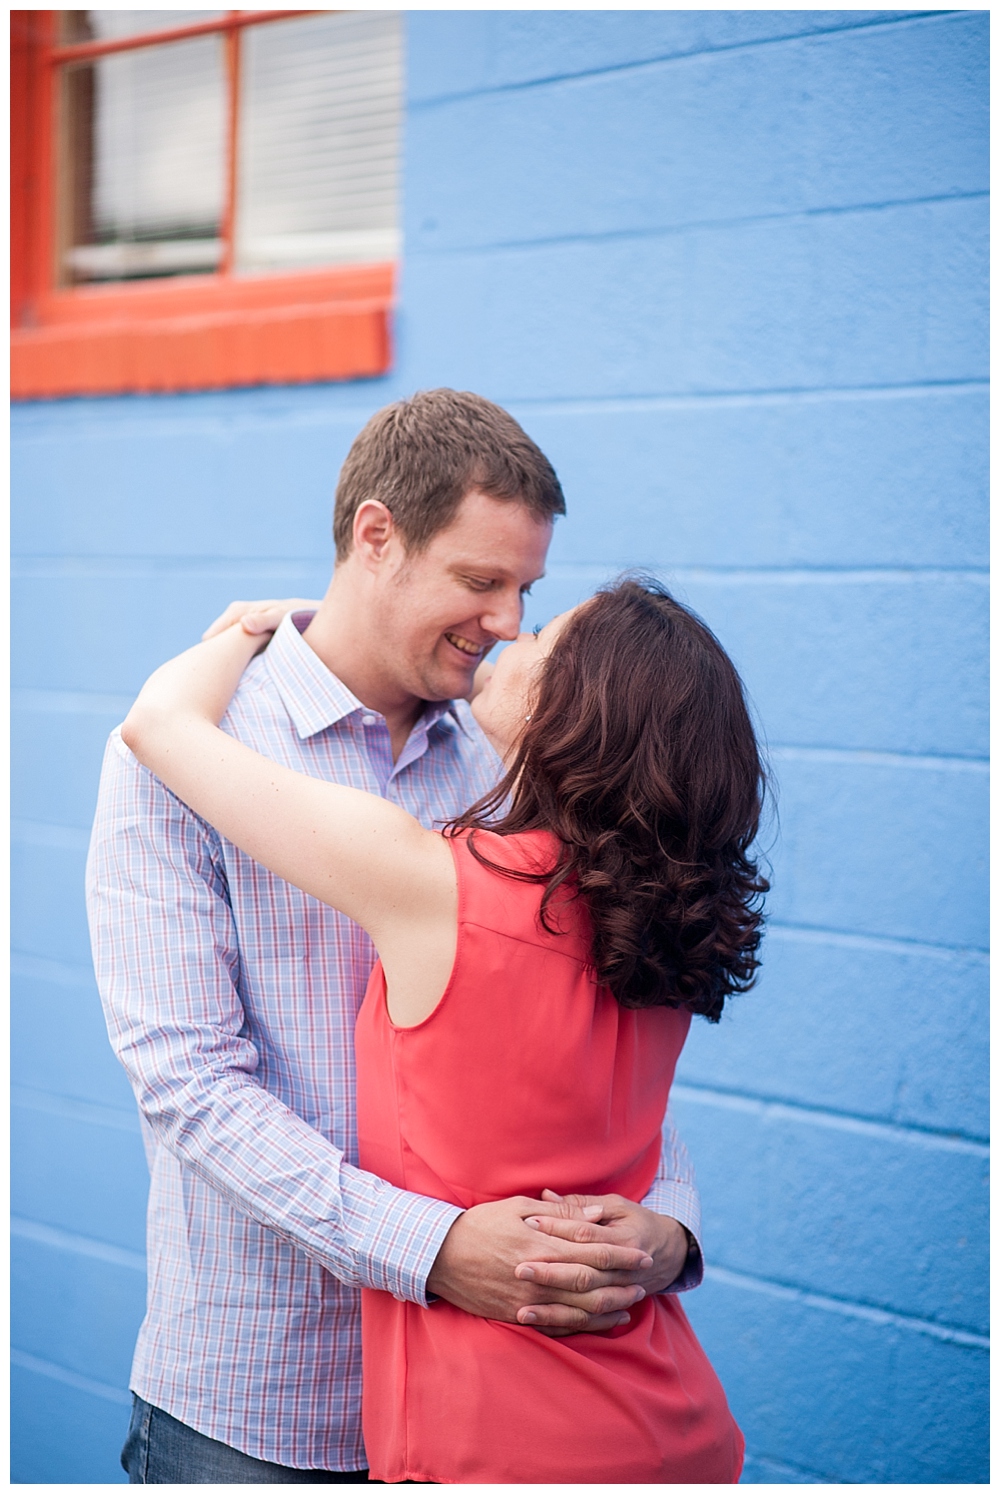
333, 388, 566, 561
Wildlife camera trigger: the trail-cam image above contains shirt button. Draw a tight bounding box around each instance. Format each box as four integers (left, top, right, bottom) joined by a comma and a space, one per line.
361, 714, 377, 727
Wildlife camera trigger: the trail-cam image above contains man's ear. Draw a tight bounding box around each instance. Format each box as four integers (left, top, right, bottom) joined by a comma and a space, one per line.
351, 500, 398, 568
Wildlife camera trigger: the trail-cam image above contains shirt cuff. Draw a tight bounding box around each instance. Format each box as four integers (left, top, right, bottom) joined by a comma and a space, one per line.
341, 1165, 463, 1306
640, 1178, 704, 1294
666, 1233, 704, 1294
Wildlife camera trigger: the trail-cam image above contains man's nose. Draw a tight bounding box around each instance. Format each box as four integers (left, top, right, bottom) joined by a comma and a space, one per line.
481, 588, 524, 642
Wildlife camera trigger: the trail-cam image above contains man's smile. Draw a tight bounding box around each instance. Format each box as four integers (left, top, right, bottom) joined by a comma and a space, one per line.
444, 631, 488, 659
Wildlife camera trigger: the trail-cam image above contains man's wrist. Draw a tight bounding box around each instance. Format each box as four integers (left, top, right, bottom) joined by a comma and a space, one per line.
414, 1203, 466, 1307
343, 1167, 462, 1305
662, 1222, 703, 1294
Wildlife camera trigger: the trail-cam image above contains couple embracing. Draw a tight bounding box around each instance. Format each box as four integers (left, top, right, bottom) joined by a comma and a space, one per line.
87, 390, 766, 1484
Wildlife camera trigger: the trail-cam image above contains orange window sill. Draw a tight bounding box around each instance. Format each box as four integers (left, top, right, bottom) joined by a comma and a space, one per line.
11, 263, 393, 400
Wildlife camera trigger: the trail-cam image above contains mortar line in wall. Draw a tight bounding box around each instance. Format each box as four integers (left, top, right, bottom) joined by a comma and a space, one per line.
11, 686, 137, 715
740, 1450, 834, 1485
542, 565, 989, 583
11, 817, 92, 851
11, 949, 99, 984
11, 556, 332, 578
505, 378, 989, 411
408, 189, 988, 260
701, 1263, 990, 1349
10, 1347, 133, 1406
9, 392, 390, 434
766, 744, 988, 773
10, 558, 989, 580
11, 1214, 147, 1273
11, 555, 331, 577
764, 919, 990, 963
672, 1081, 990, 1153
12, 1082, 142, 1135
9, 380, 988, 441
408, 11, 955, 110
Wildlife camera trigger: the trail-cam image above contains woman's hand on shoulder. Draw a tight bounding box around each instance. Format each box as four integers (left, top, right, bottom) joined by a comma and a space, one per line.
122, 622, 272, 767
202, 597, 322, 641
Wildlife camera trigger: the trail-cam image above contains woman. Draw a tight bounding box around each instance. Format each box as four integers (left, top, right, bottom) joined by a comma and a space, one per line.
123, 576, 767, 1484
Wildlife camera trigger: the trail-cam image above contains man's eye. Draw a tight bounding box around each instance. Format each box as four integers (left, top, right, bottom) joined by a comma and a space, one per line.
520, 584, 533, 597
464, 577, 494, 591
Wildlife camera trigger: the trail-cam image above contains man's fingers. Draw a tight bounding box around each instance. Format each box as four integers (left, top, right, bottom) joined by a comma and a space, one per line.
516, 1261, 603, 1293
538, 1239, 652, 1274
525, 1214, 606, 1245
515, 1260, 647, 1294
514, 1260, 630, 1296
518, 1284, 645, 1325
535, 1190, 603, 1221
519, 1305, 633, 1332
568, 1284, 645, 1315
540, 1189, 634, 1225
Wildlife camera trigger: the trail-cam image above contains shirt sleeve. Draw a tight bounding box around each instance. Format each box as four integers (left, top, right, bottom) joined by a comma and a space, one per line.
85, 731, 461, 1306
640, 1105, 705, 1293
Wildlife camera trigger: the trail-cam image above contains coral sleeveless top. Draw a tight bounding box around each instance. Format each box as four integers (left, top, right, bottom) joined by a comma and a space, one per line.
354, 829, 743, 1484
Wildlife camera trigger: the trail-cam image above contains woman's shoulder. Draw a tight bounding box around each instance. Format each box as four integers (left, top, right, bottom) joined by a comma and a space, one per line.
452, 826, 559, 874
449, 828, 589, 955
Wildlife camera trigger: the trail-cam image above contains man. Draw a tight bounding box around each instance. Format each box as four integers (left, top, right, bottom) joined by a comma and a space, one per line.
87, 390, 703, 1482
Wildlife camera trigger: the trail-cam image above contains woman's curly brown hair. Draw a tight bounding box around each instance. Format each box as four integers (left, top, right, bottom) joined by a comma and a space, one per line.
449, 576, 769, 1020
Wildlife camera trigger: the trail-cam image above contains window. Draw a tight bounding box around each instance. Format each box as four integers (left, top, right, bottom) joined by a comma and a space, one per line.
11, 10, 401, 398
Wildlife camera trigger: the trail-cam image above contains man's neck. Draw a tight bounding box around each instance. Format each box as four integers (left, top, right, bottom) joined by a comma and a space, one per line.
301, 569, 424, 761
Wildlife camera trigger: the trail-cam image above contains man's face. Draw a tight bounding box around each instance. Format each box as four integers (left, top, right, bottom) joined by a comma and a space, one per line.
372, 490, 553, 704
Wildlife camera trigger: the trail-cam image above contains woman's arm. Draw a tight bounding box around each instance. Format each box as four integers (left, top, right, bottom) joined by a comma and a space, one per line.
120, 626, 455, 947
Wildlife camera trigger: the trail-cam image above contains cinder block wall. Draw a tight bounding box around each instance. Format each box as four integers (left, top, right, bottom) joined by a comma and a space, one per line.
11, 11, 987, 1483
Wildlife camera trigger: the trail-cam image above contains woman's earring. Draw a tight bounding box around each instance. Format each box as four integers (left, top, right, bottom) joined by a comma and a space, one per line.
524, 714, 532, 723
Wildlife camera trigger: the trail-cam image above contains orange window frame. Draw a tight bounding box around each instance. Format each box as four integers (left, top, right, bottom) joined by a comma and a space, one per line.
11, 10, 394, 399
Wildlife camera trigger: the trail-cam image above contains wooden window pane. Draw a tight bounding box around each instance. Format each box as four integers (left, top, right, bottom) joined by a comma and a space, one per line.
68, 10, 226, 43
236, 12, 402, 273
61, 33, 226, 283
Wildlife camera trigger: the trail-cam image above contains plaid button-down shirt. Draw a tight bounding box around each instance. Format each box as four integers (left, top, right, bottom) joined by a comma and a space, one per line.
86, 611, 702, 1470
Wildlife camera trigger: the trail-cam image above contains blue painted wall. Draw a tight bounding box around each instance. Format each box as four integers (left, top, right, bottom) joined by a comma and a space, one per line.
11, 11, 988, 1484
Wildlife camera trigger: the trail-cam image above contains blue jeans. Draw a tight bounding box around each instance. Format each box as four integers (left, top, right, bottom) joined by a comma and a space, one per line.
121, 1395, 371, 1483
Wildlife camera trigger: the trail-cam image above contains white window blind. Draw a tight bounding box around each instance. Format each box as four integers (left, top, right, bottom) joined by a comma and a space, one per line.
236, 12, 402, 273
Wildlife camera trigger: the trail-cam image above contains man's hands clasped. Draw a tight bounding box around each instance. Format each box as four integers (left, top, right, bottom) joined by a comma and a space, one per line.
427, 1190, 692, 1338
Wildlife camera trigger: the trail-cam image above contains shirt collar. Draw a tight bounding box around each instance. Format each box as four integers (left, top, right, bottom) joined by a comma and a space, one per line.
264, 611, 464, 741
